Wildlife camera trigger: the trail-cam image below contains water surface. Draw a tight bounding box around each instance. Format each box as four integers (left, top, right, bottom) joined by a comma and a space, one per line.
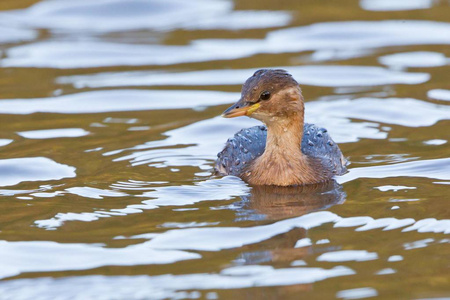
0, 0, 449, 299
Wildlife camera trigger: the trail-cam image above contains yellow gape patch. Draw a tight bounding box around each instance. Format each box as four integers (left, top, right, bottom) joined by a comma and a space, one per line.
246, 103, 260, 115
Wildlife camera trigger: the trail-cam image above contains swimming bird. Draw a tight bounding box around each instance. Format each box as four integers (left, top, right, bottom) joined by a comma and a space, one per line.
215, 69, 347, 186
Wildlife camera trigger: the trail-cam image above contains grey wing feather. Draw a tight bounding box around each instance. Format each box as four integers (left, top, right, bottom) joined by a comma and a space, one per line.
215, 123, 347, 177
215, 125, 267, 176
301, 123, 348, 176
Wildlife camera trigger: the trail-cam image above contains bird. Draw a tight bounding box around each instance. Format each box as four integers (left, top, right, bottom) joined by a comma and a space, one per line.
215, 69, 347, 186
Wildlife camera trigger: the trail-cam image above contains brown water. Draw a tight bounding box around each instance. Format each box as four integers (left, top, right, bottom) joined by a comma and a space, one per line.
0, 0, 449, 299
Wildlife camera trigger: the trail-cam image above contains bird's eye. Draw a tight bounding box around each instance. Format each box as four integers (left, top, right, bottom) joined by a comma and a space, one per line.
260, 91, 271, 101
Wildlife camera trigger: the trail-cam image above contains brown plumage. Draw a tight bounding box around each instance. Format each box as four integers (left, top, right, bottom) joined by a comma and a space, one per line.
215, 69, 347, 186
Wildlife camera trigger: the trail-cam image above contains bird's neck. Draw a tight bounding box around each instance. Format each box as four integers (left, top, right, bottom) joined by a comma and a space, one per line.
261, 86, 306, 160
244, 109, 329, 186
243, 112, 313, 186
264, 114, 304, 159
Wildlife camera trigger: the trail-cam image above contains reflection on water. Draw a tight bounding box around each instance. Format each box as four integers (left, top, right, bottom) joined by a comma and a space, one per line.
57, 65, 430, 88
0, 0, 291, 32
3, 20, 450, 68
0, 90, 238, 114
360, 0, 435, 11
236, 181, 346, 221
0, 0, 449, 298
0, 157, 75, 187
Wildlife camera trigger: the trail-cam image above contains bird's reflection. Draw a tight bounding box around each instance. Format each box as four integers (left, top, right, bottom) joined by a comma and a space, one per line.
234, 180, 346, 221
232, 180, 345, 268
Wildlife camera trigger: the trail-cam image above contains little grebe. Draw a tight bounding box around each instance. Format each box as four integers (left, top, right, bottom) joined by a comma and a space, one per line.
215, 69, 347, 186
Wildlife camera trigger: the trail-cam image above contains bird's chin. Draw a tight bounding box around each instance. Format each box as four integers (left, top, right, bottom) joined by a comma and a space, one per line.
249, 112, 270, 122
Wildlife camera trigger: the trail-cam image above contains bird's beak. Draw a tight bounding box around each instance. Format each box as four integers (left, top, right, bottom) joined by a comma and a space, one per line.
221, 100, 260, 118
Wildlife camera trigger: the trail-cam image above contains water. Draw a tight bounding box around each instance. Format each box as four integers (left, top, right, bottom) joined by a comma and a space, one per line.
0, 0, 449, 299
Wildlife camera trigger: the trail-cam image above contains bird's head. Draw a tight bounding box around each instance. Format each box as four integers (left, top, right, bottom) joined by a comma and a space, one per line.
222, 69, 303, 124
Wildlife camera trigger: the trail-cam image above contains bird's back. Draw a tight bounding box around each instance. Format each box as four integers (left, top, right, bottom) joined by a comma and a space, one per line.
215, 124, 347, 178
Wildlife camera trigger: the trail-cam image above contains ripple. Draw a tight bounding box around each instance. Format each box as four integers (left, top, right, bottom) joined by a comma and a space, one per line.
0, 266, 354, 299
317, 250, 378, 262
0, 139, 13, 147
145, 212, 341, 251
427, 89, 450, 101
355, 218, 415, 231
3, 20, 450, 68
360, 0, 434, 11
387, 255, 403, 262
35, 177, 250, 229
0, 0, 290, 33
379, 51, 449, 68
0, 40, 259, 68
17, 128, 90, 139
310, 97, 450, 127
111, 116, 259, 168
339, 158, 450, 183
139, 177, 250, 207
136, 213, 450, 253
267, 20, 450, 51
159, 222, 220, 229
403, 238, 434, 250
108, 97, 446, 172
58, 65, 429, 88
294, 238, 312, 248
0, 157, 76, 187
337, 287, 378, 299
374, 185, 416, 192
0, 90, 239, 114
403, 219, 450, 234
375, 268, 396, 275
0, 240, 199, 280
65, 187, 128, 199
423, 139, 447, 145
0, 26, 37, 44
